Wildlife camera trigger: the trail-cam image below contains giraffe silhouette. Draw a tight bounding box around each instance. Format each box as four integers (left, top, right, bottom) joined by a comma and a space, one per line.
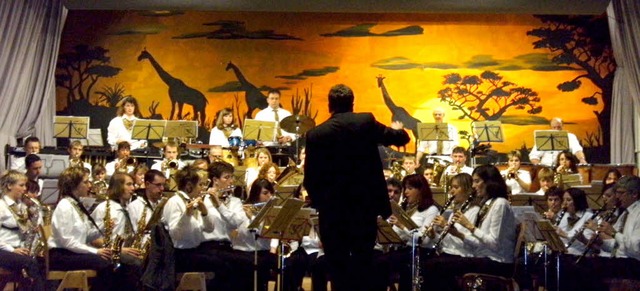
137, 49, 208, 124
225, 62, 268, 118
377, 75, 421, 139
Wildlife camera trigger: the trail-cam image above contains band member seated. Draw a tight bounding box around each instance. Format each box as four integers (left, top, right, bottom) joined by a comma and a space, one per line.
375, 174, 439, 291
191, 159, 209, 170
254, 89, 296, 145
535, 167, 556, 195
258, 162, 281, 184
209, 107, 243, 147
25, 154, 44, 197
245, 148, 272, 193
105, 141, 134, 177
48, 167, 114, 291
161, 165, 231, 289
528, 117, 587, 166
127, 169, 166, 250
415, 108, 459, 166
283, 215, 328, 291
10, 136, 40, 172
542, 186, 564, 222
556, 188, 592, 256
131, 164, 149, 193
68, 140, 92, 173
501, 150, 531, 194
151, 141, 186, 179
422, 165, 436, 187
91, 164, 108, 198
555, 150, 579, 174
107, 96, 146, 150
90, 172, 144, 286
386, 177, 402, 203
603, 168, 622, 190
440, 147, 473, 186
0, 170, 45, 290
423, 165, 516, 290
402, 155, 417, 176
428, 173, 479, 258
231, 178, 278, 291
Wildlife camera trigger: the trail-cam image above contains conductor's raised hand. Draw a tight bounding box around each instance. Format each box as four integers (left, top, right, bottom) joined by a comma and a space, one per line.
391, 121, 404, 130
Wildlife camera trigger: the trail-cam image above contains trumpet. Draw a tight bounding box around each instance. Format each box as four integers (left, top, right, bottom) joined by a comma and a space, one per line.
116, 156, 137, 173
162, 159, 180, 171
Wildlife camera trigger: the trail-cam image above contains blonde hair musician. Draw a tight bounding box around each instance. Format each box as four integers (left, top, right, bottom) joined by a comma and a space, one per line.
107, 96, 147, 150
68, 140, 92, 173
0, 170, 45, 290
209, 108, 243, 147
501, 150, 532, 194
245, 147, 272, 192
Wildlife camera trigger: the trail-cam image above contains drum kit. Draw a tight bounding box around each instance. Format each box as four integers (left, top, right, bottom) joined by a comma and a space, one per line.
151, 115, 316, 167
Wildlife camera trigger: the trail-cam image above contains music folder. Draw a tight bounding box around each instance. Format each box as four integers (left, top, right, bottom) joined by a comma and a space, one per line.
536, 220, 567, 253
376, 217, 403, 244
390, 202, 419, 230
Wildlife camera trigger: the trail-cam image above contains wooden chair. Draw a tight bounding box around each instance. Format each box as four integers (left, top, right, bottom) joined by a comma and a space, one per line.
175, 272, 207, 291
41, 225, 97, 291
0, 267, 21, 291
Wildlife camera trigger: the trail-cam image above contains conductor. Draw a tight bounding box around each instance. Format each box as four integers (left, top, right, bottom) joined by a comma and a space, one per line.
303, 84, 410, 290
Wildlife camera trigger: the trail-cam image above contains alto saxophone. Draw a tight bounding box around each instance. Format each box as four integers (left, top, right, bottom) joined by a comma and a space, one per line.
130, 206, 148, 253
103, 199, 113, 248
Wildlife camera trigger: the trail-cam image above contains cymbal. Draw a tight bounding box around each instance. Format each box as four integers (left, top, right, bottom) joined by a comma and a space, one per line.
280, 115, 315, 134
152, 141, 166, 148
185, 143, 214, 149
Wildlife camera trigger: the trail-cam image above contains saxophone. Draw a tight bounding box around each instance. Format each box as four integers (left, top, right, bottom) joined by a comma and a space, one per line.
103, 199, 113, 248
111, 235, 125, 270
130, 206, 148, 251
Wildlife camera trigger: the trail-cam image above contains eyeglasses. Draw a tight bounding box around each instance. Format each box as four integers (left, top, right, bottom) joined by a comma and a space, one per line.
150, 182, 165, 188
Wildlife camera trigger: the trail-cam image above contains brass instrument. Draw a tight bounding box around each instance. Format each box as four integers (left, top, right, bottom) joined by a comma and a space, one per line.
566, 204, 607, 248
21, 194, 44, 258
92, 180, 108, 199
162, 159, 180, 171
576, 207, 619, 264
130, 206, 148, 251
111, 235, 125, 270
554, 166, 570, 190
430, 193, 475, 254
103, 199, 114, 248
117, 156, 137, 173
390, 159, 404, 181
440, 163, 463, 193
69, 157, 83, 168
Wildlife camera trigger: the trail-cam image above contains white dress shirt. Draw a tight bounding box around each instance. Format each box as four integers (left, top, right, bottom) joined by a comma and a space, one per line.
209, 127, 243, 147
161, 191, 215, 249
202, 194, 244, 242
501, 169, 532, 195
91, 200, 133, 242
417, 124, 459, 155
107, 116, 146, 150
602, 200, 640, 260
440, 206, 480, 257
48, 197, 101, 254
557, 209, 592, 256
0, 196, 27, 251
127, 196, 156, 233
463, 197, 516, 263
231, 211, 273, 252
254, 106, 297, 144
528, 132, 583, 166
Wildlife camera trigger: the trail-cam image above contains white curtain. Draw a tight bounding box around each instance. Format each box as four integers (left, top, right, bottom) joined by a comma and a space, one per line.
0, 0, 67, 171
608, 0, 640, 165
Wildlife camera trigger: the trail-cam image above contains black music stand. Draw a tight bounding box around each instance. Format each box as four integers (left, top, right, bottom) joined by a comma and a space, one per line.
54, 116, 90, 145
536, 220, 567, 291
472, 120, 503, 167
244, 119, 276, 143
417, 122, 450, 154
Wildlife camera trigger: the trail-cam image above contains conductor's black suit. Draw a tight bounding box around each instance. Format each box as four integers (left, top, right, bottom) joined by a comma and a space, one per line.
304, 112, 409, 291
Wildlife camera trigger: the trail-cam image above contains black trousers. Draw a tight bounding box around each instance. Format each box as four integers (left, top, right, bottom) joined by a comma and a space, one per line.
0, 249, 45, 291
226, 249, 277, 291
49, 248, 114, 291
283, 249, 331, 291
175, 245, 233, 290
421, 254, 514, 291
320, 215, 378, 291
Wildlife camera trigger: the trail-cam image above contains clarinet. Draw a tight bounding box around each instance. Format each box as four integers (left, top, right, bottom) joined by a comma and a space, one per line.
575, 207, 618, 264
565, 204, 606, 248
430, 194, 475, 254
555, 207, 567, 226
421, 195, 455, 240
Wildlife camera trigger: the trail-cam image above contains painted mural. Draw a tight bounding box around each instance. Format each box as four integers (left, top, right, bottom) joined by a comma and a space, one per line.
55, 11, 613, 162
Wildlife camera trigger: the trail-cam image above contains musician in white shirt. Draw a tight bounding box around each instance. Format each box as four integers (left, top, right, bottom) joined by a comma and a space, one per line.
254, 89, 296, 145
48, 167, 113, 291
128, 170, 165, 231
209, 108, 243, 147
528, 117, 587, 166
0, 170, 45, 290
440, 147, 474, 184
107, 96, 146, 150
105, 141, 134, 177
151, 142, 186, 189
68, 140, 92, 173
556, 188, 592, 256
10, 136, 40, 172
423, 165, 516, 290
415, 108, 459, 166
501, 150, 531, 194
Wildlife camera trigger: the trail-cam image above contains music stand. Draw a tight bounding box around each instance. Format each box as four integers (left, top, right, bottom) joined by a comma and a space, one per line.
376, 216, 403, 245
390, 202, 419, 230
473, 121, 503, 143
536, 220, 567, 291
165, 120, 198, 141
132, 120, 166, 141
534, 130, 569, 152
417, 122, 450, 143
244, 119, 276, 142
40, 179, 60, 205
54, 116, 90, 139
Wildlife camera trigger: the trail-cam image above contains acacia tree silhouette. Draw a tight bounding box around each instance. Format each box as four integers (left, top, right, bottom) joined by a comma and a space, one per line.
56, 44, 121, 106
527, 15, 615, 152
437, 70, 541, 121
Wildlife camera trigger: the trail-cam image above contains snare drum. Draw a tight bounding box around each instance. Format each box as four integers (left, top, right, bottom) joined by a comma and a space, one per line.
228, 136, 242, 147
244, 139, 258, 147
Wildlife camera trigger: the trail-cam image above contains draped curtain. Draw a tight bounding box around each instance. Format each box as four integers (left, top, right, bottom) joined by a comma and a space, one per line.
0, 0, 66, 171
608, 0, 640, 165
